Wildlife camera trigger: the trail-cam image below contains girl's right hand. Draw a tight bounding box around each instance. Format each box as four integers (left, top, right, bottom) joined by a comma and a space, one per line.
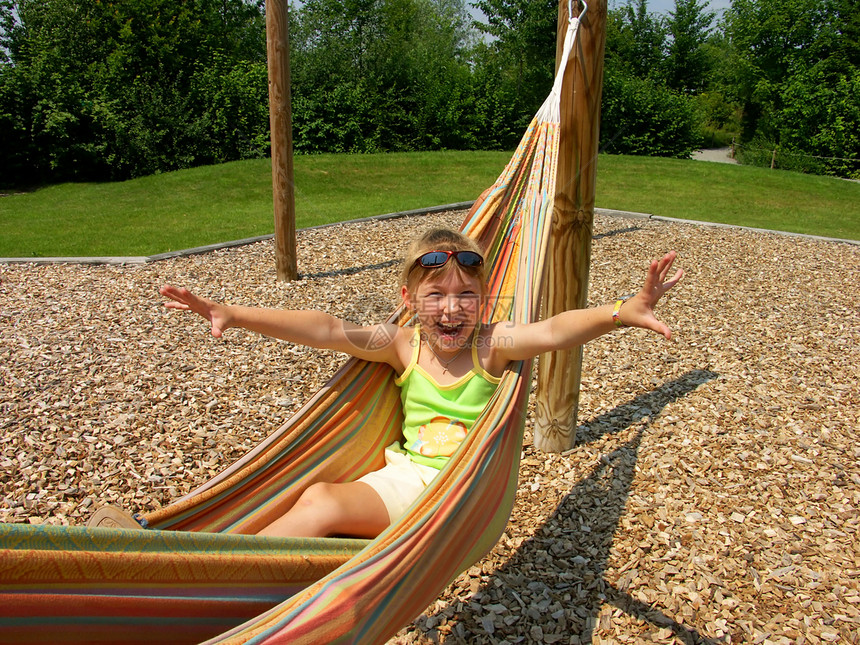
159, 285, 232, 338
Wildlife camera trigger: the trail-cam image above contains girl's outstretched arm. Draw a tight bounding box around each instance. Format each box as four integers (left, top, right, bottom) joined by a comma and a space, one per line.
159, 285, 406, 370
486, 252, 683, 366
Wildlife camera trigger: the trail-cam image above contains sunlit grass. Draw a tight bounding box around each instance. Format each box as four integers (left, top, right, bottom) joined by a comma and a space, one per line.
595, 156, 859, 240
1, 151, 857, 257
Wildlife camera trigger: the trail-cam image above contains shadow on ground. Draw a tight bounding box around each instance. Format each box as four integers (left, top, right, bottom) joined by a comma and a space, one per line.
421, 369, 722, 644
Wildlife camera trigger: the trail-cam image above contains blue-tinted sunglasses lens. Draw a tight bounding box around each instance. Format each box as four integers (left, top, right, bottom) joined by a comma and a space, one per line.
416, 250, 484, 269
455, 251, 483, 267
418, 252, 452, 268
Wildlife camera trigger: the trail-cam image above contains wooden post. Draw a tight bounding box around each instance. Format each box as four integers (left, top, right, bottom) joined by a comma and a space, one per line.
534, 0, 607, 452
267, 0, 297, 281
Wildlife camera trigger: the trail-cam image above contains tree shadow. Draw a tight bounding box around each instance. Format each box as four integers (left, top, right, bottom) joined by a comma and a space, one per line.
299, 258, 400, 280
593, 224, 643, 240
464, 369, 721, 644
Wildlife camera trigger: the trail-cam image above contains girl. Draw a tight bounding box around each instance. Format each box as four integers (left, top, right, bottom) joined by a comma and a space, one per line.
110, 228, 681, 537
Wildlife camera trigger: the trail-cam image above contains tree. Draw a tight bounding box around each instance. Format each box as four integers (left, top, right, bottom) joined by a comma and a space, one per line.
663, 0, 714, 93
723, 0, 859, 177
289, 0, 476, 153
472, 0, 558, 129
601, 0, 702, 156
604, 0, 666, 80
0, 0, 16, 64
723, 0, 822, 141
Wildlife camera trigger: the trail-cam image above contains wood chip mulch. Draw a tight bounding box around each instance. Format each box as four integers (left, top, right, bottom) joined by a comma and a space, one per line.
1, 211, 858, 644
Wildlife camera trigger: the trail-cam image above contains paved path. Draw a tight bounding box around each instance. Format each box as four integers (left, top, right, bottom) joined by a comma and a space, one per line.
692, 146, 738, 164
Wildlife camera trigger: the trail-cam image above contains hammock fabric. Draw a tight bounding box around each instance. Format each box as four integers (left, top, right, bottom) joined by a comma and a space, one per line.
0, 11, 584, 644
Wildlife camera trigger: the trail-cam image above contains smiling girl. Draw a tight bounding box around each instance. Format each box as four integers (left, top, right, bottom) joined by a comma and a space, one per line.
151, 228, 682, 538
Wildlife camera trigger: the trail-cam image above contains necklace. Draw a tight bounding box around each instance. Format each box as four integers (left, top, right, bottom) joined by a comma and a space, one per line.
422, 333, 471, 373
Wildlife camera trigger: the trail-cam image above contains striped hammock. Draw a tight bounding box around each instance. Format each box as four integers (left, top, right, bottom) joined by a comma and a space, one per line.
0, 10, 585, 644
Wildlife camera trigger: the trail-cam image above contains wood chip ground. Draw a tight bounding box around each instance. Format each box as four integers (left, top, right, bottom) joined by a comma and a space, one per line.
1, 212, 858, 644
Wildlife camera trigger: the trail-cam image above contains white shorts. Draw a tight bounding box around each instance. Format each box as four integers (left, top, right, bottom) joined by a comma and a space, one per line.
357, 448, 442, 524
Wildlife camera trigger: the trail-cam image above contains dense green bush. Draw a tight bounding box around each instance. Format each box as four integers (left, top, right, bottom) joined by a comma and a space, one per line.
723, 0, 859, 178
0, 63, 40, 185
288, 0, 480, 155
600, 69, 702, 158
775, 66, 860, 179
191, 57, 271, 163
0, 0, 267, 184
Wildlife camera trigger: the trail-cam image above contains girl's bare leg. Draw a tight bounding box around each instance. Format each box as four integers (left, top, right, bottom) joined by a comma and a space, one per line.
257, 481, 390, 539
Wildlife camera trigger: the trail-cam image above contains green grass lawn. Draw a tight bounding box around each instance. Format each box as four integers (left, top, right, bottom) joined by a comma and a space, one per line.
0, 152, 508, 257
596, 155, 859, 239
1, 151, 858, 257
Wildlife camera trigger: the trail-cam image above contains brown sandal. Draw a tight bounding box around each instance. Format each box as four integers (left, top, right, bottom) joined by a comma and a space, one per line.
87, 505, 148, 529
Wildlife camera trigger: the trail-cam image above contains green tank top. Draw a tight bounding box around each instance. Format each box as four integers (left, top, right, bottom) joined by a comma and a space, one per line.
394, 327, 501, 469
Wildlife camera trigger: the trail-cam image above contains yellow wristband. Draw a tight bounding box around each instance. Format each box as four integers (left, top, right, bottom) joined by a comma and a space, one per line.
612, 296, 632, 328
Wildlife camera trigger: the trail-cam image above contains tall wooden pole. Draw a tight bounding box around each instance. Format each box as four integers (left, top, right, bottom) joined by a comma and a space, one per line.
266, 0, 297, 281
534, 0, 607, 452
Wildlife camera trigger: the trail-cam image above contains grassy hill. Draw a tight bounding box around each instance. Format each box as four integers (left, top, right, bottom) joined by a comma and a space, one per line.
1, 152, 857, 257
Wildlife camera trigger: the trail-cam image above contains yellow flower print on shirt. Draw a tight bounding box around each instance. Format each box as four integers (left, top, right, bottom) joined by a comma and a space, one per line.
410, 416, 468, 458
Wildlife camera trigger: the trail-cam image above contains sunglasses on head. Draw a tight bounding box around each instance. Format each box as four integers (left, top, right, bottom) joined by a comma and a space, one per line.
413, 250, 484, 271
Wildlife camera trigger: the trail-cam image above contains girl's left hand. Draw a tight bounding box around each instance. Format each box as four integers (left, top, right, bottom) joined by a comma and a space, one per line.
618, 251, 684, 339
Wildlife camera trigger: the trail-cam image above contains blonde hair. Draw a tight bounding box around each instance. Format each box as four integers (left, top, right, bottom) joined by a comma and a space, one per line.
400, 228, 487, 293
